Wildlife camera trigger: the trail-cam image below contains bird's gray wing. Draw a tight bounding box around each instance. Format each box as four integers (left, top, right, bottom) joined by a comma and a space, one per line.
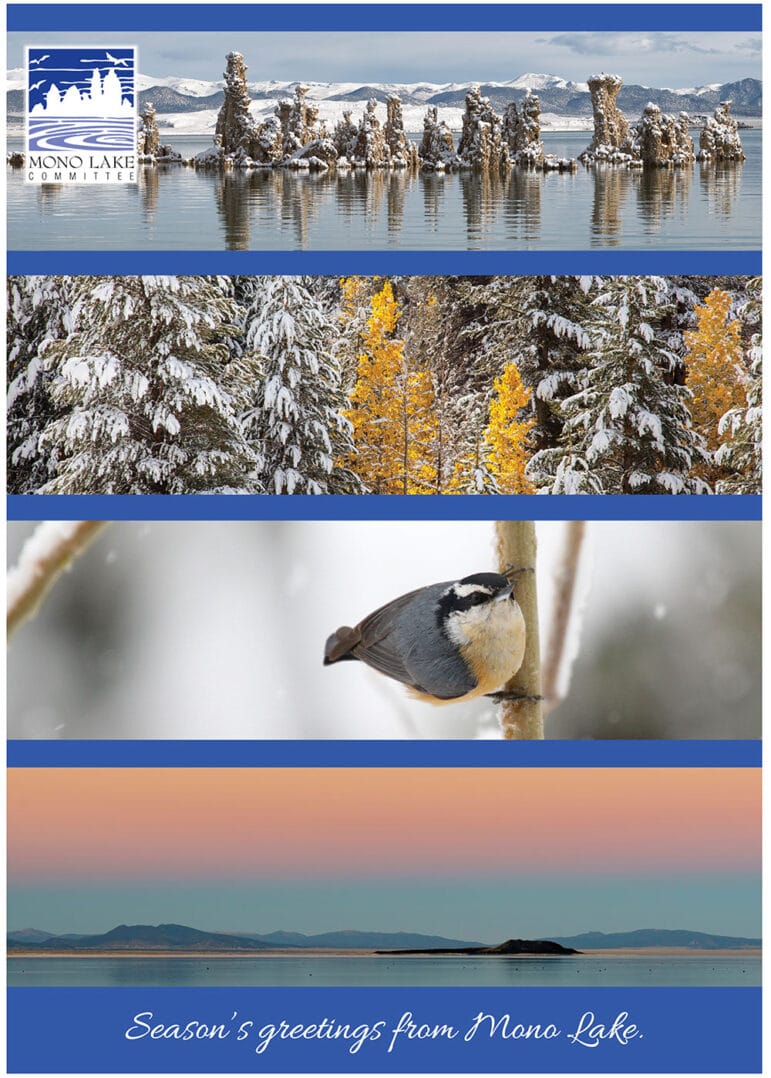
351, 586, 433, 689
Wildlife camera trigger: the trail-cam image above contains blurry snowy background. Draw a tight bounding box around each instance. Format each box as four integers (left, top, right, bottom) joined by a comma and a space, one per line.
7, 520, 760, 740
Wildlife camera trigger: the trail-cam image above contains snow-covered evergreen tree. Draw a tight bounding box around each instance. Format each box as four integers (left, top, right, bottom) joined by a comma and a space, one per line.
507, 277, 599, 450
531, 277, 710, 493
715, 277, 762, 493
7, 276, 73, 492
38, 276, 259, 494
238, 276, 361, 494
336, 276, 377, 387
446, 276, 598, 463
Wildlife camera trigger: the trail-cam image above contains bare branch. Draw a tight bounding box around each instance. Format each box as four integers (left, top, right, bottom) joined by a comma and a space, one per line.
542, 521, 587, 714
7, 521, 107, 639
494, 520, 543, 739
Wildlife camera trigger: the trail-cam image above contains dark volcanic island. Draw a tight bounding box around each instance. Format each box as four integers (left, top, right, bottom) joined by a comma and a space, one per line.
376, 938, 580, 956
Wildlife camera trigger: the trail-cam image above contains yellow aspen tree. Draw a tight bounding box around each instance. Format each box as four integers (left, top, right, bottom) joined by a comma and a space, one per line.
397, 283, 457, 493
403, 369, 439, 494
339, 275, 367, 318
685, 289, 745, 466
340, 280, 404, 492
484, 362, 536, 494
447, 453, 473, 492
338, 275, 374, 329
403, 290, 444, 493
341, 280, 442, 493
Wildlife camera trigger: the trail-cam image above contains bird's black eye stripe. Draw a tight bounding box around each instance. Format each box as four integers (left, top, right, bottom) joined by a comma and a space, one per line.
436, 587, 492, 631
469, 592, 489, 606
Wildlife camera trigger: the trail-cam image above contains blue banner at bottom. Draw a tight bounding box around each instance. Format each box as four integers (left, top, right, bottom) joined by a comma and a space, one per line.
6, 986, 761, 1072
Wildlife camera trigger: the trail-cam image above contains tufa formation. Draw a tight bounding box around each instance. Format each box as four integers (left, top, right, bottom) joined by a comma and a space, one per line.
580, 73, 716, 168
135, 53, 745, 175
697, 101, 746, 162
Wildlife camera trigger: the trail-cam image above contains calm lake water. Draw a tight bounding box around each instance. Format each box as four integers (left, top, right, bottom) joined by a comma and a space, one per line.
8, 954, 761, 987
6, 130, 761, 251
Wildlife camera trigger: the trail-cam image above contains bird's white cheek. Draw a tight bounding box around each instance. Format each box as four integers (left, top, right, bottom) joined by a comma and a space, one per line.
444, 611, 471, 648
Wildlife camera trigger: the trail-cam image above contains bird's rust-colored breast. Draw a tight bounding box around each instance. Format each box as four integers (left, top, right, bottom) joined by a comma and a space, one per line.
459, 601, 527, 696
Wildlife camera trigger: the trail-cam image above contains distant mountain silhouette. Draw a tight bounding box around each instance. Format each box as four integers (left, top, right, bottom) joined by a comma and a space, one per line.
7, 924, 482, 953
553, 929, 761, 950
138, 88, 225, 113
9, 924, 760, 954
7, 923, 275, 953
246, 930, 485, 949
378, 937, 579, 956
7, 928, 61, 943
327, 85, 428, 106
423, 79, 762, 117
6, 76, 762, 125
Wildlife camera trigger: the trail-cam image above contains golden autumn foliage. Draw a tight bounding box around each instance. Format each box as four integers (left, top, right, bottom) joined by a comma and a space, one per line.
338, 275, 371, 325
484, 363, 535, 493
685, 289, 745, 458
339, 280, 439, 493
447, 444, 490, 493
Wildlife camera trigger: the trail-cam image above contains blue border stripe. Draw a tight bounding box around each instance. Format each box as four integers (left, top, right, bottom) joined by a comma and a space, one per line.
5, 987, 763, 1073
7, 493, 763, 522
7, 251, 763, 278
7, 4, 763, 32
6, 739, 762, 768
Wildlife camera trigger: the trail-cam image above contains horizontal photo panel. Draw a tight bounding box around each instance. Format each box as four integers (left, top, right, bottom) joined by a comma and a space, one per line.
7, 520, 761, 740
7, 29, 761, 250
7, 766, 761, 987
7, 275, 762, 496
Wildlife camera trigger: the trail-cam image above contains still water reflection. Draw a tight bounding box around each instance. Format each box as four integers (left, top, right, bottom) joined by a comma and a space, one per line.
8, 954, 761, 987
6, 131, 760, 250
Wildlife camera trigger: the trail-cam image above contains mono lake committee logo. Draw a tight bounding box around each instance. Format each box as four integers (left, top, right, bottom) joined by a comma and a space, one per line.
25, 46, 137, 183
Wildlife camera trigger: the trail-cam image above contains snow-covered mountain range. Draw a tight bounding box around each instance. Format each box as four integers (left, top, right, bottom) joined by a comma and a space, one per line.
6, 70, 761, 136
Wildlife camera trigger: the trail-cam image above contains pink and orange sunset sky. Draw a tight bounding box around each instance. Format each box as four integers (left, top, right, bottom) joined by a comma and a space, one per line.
8, 768, 760, 939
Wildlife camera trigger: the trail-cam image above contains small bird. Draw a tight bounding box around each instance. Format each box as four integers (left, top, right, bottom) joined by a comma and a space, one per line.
30, 55, 50, 66
324, 572, 526, 704
29, 80, 46, 92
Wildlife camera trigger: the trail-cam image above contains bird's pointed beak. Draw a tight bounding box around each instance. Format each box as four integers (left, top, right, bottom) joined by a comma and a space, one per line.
494, 583, 514, 603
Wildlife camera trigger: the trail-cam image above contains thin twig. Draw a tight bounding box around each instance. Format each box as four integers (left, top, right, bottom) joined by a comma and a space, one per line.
7, 521, 108, 639
542, 521, 587, 714
494, 520, 543, 739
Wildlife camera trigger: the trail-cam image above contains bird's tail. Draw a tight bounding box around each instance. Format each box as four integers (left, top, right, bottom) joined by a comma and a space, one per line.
323, 626, 361, 665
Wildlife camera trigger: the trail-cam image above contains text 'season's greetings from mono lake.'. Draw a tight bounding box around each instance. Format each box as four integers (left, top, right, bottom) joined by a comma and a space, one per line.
5, 8, 763, 1076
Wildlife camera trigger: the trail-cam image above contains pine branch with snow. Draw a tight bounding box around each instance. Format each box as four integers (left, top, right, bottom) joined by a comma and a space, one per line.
531, 277, 711, 494
7, 276, 73, 493
37, 276, 260, 494
237, 276, 362, 494
715, 277, 762, 493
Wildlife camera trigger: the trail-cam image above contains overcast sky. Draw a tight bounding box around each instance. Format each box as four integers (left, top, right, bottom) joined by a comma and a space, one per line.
8, 31, 761, 87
